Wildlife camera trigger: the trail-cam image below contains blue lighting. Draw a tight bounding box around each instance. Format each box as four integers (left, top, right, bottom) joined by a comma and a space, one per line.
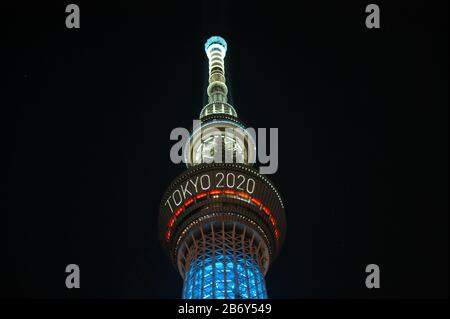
182, 248, 267, 299
204, 36, 228, 54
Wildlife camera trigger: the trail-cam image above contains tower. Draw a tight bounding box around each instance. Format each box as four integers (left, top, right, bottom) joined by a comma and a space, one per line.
159, 36, 286, 299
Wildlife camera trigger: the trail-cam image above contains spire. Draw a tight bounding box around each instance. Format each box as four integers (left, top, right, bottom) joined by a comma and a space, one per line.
200, 36, 237, 118
204, 36, 228, 103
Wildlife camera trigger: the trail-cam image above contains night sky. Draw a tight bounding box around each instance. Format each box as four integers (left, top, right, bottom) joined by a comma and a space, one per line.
3, 1, 448, 298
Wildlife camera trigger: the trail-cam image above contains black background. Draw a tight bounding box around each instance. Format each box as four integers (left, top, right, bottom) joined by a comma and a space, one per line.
3, 1, 448, 298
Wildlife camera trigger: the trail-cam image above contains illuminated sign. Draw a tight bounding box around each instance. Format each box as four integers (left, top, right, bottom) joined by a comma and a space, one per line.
160, 164, 286, 246
164, 171, 257, 213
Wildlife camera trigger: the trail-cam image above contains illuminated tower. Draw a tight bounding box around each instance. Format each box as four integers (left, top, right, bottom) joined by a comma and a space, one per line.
159, 36, 286, 299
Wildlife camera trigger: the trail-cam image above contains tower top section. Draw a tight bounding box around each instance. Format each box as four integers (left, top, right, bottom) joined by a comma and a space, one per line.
204, 36, 228, 56
186, 36, 255, 167
201, 36, 236, 116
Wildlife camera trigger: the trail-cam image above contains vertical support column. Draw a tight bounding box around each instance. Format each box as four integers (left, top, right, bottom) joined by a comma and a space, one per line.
249, 233, 259, 299
232, 223, 240, 298
255, 241, 267, 298
241, 228, 251, 298
222, 221, 227, 299
200, 227, 206, 299
211, 223, 216, 299
183, 242, 192, 299
191, 234, 198, 298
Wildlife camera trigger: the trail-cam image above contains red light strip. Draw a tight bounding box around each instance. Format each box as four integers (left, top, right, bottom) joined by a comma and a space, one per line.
184, 198, 194, 207
165, 189, 280, 242
195, 192, 207, 199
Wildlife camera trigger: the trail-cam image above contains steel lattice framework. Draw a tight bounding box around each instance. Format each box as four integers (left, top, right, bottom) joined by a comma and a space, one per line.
180, 221, 268, 299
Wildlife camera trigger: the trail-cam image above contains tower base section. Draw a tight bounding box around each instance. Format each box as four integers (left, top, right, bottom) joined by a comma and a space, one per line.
180, 220, 268, 299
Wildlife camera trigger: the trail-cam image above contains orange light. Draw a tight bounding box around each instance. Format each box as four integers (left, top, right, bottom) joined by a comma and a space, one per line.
184, 198, 194, 207
251, 198, 262, 206
270, 216, 276, 226
196, 192, 207, 199
238, 192, 249, 199
166, 190, 281, 243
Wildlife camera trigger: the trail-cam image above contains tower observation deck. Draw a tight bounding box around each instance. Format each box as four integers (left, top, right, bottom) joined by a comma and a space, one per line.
159, 36, 286, 299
